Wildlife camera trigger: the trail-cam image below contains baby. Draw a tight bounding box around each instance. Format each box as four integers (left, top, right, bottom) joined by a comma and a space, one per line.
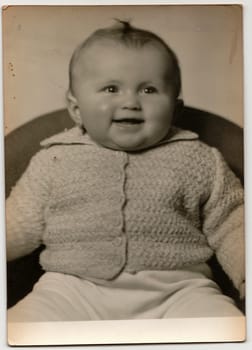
6, 21, 245, 322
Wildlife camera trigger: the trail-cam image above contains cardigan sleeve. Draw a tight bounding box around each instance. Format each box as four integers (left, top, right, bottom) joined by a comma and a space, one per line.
6, 149, 51, 261
202, 148, 245, 298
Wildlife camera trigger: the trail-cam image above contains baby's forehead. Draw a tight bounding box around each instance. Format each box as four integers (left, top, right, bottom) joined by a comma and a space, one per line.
72, 38, 174, 74
69, 30, 181, 97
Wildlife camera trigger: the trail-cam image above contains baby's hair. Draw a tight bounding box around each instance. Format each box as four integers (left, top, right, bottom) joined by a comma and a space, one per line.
68, 20, 181, 97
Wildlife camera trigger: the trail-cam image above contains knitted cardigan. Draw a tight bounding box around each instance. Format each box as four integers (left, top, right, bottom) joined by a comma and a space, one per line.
6, 126, 245, 295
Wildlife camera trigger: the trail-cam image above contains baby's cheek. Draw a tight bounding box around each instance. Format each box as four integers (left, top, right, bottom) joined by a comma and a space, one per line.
99, 102, 112, 113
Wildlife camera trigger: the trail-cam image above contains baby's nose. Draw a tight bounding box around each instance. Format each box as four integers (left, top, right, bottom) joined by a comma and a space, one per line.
121, 92, 142, 111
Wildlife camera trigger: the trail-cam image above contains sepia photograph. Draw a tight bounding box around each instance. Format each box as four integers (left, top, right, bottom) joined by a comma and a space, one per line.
2, 3, 246, 346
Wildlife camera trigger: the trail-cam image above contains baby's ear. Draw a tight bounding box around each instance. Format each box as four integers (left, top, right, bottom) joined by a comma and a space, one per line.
173, 98, 184, 123
66, 91, 82, 126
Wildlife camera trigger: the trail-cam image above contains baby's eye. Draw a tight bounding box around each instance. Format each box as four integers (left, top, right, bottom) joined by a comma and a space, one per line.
103, 85, 119, 93
142, 86, 158, 94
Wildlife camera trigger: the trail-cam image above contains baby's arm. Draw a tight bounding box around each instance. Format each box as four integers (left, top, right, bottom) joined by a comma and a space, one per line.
202, 148, 245, 298
6, 150, 51, 261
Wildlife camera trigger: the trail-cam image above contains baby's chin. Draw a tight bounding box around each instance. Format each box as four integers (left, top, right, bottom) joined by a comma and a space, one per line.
99, 137, 164, 152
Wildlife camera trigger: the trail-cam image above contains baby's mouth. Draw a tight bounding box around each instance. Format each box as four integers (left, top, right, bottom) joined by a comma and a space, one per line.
113, 118, 144, 125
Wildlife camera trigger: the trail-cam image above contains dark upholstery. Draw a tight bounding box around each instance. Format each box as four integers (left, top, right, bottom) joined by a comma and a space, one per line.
5, 106, 244, 312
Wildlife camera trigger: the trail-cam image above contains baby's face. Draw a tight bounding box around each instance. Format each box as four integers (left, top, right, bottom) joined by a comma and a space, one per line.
69, 41, 178, 151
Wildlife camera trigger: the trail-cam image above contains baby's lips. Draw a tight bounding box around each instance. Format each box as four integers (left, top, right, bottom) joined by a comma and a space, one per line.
113, 117, 144, 124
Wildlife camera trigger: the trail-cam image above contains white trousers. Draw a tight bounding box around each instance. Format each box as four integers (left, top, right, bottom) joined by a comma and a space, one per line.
8, 266, 243, 322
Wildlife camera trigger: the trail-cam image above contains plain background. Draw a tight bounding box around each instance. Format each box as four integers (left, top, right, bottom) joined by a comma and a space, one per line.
1, 1, 252, 350
2, 4, 243, 134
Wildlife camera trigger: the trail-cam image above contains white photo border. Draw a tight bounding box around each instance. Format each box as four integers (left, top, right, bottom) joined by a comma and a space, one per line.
1, 1, 251, 349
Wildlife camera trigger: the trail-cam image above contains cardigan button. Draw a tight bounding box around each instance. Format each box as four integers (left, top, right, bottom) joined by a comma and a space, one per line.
114, 217, 123, 226
113, 237, 123, 246
115, 255, 125, 266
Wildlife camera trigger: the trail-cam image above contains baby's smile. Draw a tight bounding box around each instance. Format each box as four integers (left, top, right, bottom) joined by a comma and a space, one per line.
112, 117, 145, 126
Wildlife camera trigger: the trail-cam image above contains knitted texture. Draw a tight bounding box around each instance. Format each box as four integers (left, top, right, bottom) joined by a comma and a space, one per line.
6, 127, 244, 294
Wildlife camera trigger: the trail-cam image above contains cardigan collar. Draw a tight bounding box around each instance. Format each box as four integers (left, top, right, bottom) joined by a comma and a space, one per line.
41, 126, 199, 149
